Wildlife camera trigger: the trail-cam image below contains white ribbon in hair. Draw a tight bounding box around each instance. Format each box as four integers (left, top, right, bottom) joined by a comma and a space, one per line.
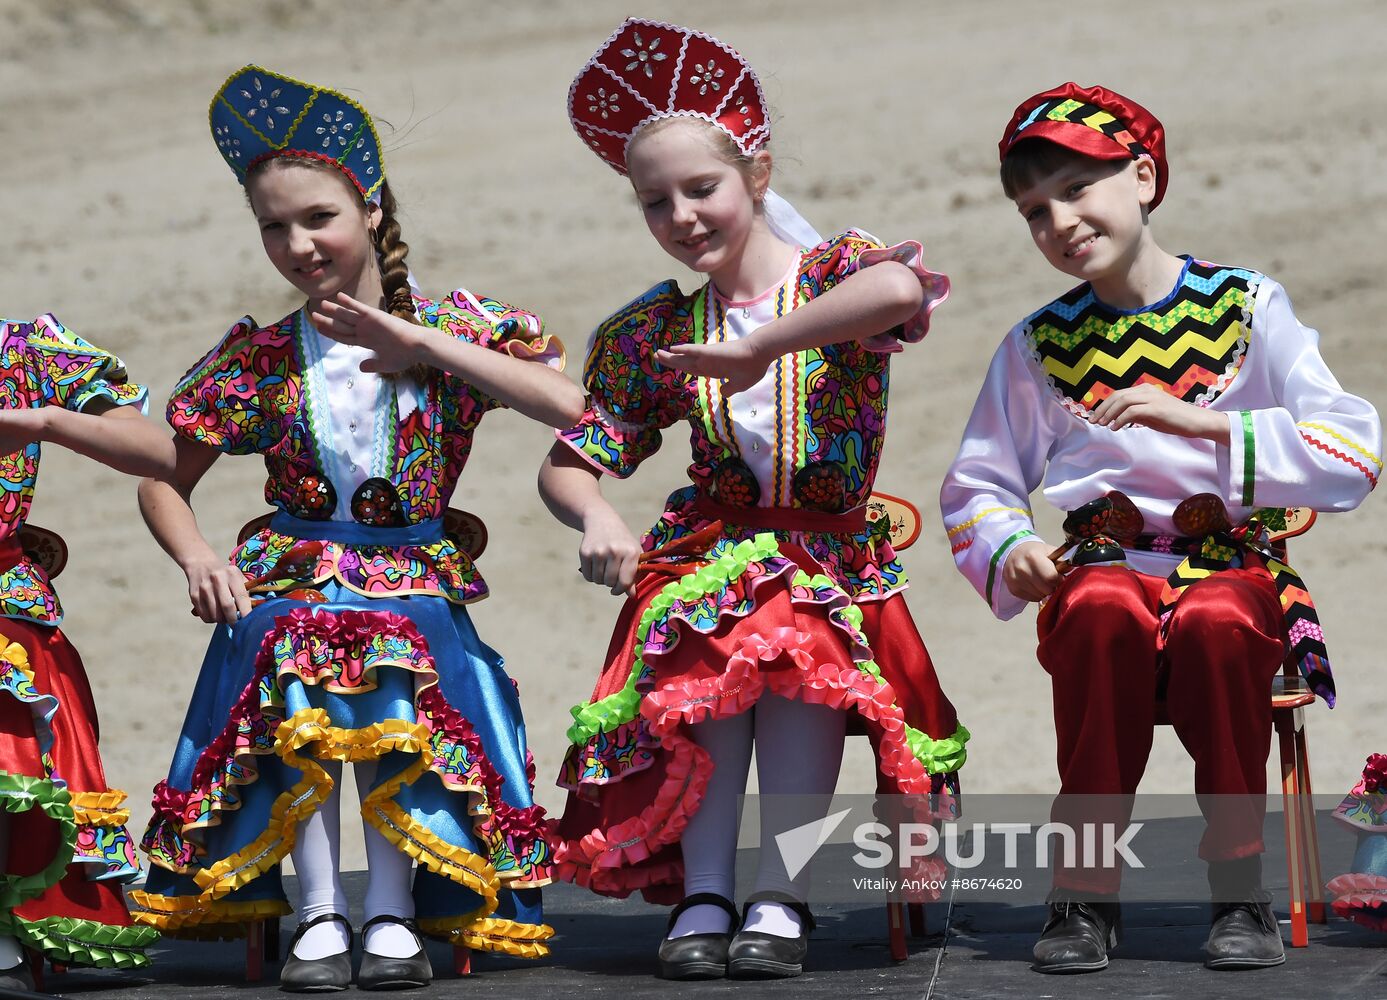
762, 188, 823, 249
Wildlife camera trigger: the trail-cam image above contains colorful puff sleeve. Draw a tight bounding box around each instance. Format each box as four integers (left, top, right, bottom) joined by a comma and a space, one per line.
421, 289, 566, 413
939, 331, 1055, 621
26, 314, 147, 413
799, 230, 951, 354
167, 317, 287, 455
556, 281, 693, 479
1222, 278, 1381, 510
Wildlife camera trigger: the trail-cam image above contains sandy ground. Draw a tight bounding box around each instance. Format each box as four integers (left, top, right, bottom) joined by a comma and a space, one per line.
0, 0, 1384, 873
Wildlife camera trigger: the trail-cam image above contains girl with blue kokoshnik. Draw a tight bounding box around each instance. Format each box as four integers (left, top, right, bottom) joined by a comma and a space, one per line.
133, 65, 583, 991
0, 319, 173, 992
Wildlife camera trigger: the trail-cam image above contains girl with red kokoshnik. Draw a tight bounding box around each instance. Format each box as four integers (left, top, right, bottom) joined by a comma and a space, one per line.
0, 317, 172, 991
132, 65, 583, 991
542, 18, 966, 981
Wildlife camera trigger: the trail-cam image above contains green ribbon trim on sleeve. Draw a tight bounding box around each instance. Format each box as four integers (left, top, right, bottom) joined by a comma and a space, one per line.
985, 529, 1038, 608
1240, 410, 1256, 507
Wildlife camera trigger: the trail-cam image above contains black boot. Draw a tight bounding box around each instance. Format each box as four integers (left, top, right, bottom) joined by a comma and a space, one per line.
657, 893, 740, 980
1032, 891, 1120, 974
1205, 857, 1285, 970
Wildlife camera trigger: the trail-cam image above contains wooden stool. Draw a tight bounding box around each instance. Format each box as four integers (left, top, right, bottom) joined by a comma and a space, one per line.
244, 916, 281, 982
886, 901, 927, 962
1271, 671, 1325, 947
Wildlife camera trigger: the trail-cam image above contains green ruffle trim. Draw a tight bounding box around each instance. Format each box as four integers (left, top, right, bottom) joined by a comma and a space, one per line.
564, 533, 782, 744
0, 770, 76, 912
904, 721, 970, 775
8, 914, 158, 969
561, 535, 969, 778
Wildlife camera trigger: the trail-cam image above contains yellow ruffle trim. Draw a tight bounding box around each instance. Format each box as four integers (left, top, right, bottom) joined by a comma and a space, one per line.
275, 709, 432, 763
361, 752, 496, 896
70, 789, 131, 827
417, 914, 555, 958
188, 707, 430, 896
129, 890, 289, 937
150, 707, 549, 955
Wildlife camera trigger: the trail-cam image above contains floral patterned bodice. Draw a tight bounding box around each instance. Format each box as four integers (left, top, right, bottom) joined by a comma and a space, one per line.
169, 290, 562, 603
558, 231, 932, 599
0, 316, 148, 623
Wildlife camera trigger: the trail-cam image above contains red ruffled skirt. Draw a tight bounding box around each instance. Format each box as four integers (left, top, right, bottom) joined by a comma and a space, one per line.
553, 540, 965, 903
0, 619, 155, 967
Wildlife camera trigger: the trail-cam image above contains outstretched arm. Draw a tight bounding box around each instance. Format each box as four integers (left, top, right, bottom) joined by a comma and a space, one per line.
139, 436, 251, 624
654, 261, 924, 393
538, 442, 642, 595
0, 400, 175, 478
311, 294, 585, 428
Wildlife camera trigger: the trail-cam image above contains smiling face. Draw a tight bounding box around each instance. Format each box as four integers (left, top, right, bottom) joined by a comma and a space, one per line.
625, 119, 770, 287
246, 159, 383, 304
1010, 152, 1159, 295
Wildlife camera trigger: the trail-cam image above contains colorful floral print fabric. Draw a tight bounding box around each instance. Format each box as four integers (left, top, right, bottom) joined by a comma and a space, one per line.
167, 290, 563, 597
557, 231, 913, 599
0, 316, 148, 623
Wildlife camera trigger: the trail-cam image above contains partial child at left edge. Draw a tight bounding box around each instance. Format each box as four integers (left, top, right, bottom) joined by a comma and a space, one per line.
0, 316, 173, 991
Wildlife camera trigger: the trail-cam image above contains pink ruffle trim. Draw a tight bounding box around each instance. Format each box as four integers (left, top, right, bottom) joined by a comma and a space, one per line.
554, 622, 940, 899
1327, 872, 1387, 931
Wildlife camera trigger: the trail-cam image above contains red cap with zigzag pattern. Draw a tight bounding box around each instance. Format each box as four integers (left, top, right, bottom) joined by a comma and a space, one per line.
1000, 82, 1168, 209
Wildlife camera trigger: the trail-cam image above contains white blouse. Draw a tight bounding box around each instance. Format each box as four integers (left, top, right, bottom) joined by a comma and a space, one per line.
940, 272, 1381, 620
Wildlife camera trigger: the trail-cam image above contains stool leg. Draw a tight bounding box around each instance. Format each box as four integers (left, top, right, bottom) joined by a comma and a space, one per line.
908, 902, 926, 938
266, 916, 281, 961
1294, 722, 1326, 925
453, 944, 472, 976
886, 901, 908, 962
1276, 713, 1308, 948
246, 918, 265, 982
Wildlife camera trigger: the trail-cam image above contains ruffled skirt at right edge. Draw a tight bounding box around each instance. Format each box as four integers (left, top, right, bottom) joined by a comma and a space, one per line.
1327, 757, 1387, 931
552, 535, 969, 903
0, 620, 157, 968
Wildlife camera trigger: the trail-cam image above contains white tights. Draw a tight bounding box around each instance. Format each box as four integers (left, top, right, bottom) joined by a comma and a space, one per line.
289, 760, 419, 959
669, 694, 846, 939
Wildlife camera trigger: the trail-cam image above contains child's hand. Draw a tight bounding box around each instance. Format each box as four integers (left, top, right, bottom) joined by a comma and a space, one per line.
311, 293, 427, 374
1089, 385, 1229, 442
184, 556, 253, 624
1003, 539, 1064, 602
0, 408, 46, 454
578, 505, 642, 596
655, 340, 769, 396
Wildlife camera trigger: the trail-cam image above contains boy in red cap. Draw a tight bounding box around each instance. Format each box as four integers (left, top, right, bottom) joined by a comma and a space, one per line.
940, 83, 1380, 972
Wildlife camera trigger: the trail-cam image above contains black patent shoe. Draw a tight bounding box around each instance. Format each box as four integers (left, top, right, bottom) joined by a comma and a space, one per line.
1032, 898, 1121, 973
1204, 895, 1285, 970
280, 913, 353, 993
0, 958, 35, 993
657, 893, 740, 980
358, 915, 433, 991
727, 891, 815, 980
